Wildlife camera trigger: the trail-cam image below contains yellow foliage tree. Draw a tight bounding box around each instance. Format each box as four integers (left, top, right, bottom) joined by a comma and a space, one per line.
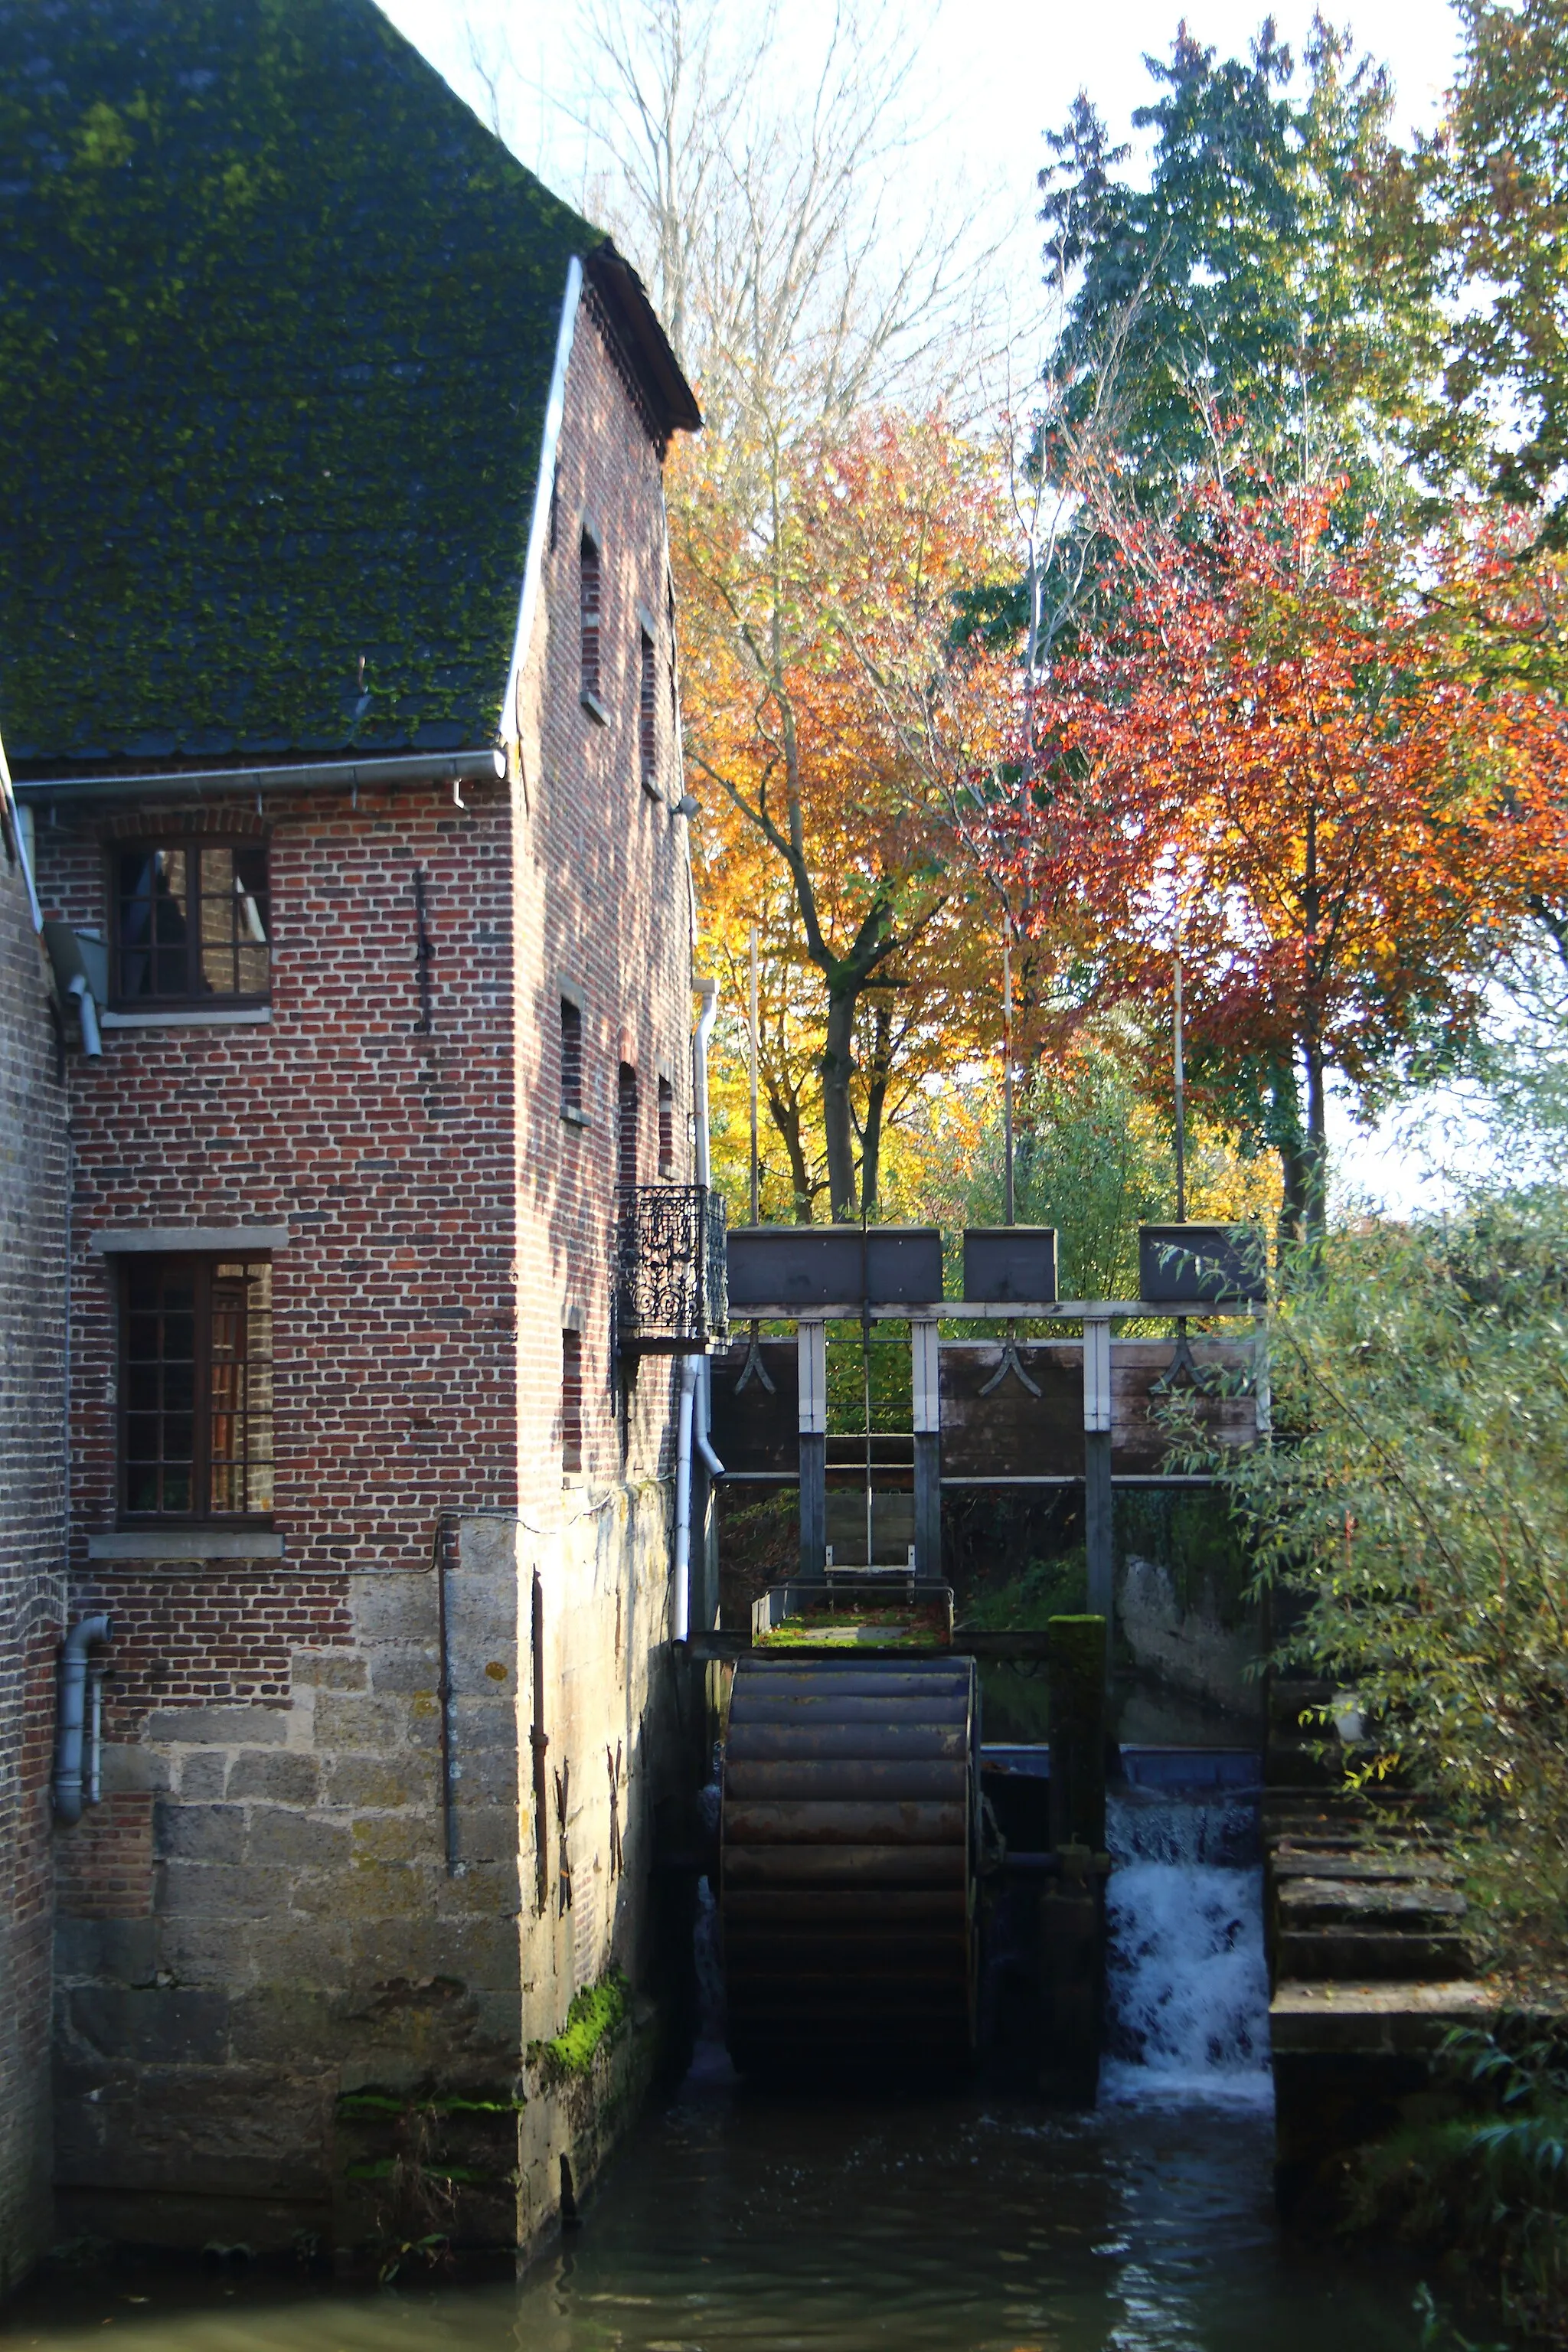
675, 406, 1018, 1221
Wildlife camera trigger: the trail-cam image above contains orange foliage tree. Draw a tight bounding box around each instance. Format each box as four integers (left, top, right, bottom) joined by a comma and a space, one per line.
995, 474, 1568, 1236
675, 407, 1017, 1220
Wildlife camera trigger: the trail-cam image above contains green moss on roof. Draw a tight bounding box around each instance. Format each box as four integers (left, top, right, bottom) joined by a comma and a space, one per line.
0, 0, 604, 763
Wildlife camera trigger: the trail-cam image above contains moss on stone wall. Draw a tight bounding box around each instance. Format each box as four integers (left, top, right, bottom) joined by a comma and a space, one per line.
530, 1969, 630, 2086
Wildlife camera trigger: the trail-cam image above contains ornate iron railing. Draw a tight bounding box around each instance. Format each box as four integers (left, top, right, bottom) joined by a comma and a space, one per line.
616, 1185, 728, 1352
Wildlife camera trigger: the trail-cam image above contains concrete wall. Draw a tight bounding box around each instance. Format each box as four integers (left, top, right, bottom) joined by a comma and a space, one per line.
33, 278, 702, 2262
0, 819, 67, 2294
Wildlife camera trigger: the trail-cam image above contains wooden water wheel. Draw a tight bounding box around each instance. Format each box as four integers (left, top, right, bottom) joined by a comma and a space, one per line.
720, 1652, 978, 2075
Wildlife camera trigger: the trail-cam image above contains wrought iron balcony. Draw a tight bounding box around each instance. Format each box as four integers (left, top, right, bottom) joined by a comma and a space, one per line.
616, 1185, 729, 1353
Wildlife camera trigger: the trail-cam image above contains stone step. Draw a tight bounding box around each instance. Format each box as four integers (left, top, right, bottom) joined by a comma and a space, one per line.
1275, 1928, 1475, 1980
1277, 1877, 1467, 1931
1270, 1975, 1496, 2055
1269, 1852, 1459, 1885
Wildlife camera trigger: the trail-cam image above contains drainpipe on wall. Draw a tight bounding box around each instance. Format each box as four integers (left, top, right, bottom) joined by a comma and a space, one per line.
672, 1357, 698, 1645
54, 1614, 112, 1824
672, 978, 722, 1642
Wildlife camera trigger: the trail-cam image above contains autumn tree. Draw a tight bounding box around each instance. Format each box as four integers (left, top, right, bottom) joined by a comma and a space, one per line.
1000, 472, 1567, 1240
676, 407, 1015, 1219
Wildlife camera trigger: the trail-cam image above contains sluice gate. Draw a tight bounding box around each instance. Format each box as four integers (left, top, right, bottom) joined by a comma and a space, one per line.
694, 1217, 1269, 2092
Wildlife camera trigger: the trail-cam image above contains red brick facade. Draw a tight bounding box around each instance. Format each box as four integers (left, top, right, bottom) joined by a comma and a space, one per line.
28, 279, 702, 2256
0, 840, 67, 2295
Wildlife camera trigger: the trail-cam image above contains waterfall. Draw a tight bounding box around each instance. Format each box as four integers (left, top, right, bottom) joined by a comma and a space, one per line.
1101, 1776, 1272, 2105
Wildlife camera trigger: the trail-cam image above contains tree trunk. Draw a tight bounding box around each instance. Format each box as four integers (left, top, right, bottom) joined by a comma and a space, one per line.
765, 1083, 817, 1223
1303, 1028, 1328, 1250
858, 998, 894, 1219
821, 984, 859, 1220
1266, 1060, 1309, 1264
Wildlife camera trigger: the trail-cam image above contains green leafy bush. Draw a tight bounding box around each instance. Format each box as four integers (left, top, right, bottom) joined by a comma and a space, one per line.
1213, 1193, 1568, 1983
1352, 2030, 1568, 2344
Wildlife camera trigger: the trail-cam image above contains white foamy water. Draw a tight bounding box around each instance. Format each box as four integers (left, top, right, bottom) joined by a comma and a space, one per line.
1102, 1792, 1272, 2107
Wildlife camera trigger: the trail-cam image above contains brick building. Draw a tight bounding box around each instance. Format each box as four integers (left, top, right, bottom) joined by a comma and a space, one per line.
0, 760, 67, 2295
0, 0, 713, 2271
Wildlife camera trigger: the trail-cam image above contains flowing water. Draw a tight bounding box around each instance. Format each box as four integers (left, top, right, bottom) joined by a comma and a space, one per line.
1102, 1783, 1272, 2102
4, 1779, 1430, 2352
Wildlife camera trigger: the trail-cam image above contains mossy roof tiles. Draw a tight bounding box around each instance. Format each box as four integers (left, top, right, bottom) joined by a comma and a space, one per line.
0, 0, 613, 764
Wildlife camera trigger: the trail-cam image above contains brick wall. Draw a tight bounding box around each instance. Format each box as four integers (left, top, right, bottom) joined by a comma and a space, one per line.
31, 275, 701, 2256
0, 829, 67, 2295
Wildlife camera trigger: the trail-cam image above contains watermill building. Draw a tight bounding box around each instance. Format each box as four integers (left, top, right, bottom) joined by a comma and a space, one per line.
0, 0, 709, 2278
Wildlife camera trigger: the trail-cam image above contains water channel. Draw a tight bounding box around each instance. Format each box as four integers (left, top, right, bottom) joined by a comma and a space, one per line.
4, 1782, 1432, 2352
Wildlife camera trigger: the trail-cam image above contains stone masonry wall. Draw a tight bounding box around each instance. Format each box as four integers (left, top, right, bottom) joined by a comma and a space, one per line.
0, 820, 67, 2295
32, 273, 700, 2258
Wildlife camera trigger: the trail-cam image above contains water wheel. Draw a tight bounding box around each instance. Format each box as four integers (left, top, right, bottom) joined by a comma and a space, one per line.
720, 1653, 978, 2075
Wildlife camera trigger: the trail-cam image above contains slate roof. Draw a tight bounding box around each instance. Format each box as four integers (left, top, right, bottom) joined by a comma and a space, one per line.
0, 0, 692, 769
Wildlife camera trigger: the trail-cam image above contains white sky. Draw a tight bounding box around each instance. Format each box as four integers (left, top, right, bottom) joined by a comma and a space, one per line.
377, 0, 1472, 1214
379, 0, 1464, 235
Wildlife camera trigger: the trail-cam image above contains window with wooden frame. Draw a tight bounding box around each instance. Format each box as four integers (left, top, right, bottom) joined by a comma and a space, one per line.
580, 529, 603, 711
119, 1256, 273, 1522
639, 629, 657, 787
113, 837, 270, 1008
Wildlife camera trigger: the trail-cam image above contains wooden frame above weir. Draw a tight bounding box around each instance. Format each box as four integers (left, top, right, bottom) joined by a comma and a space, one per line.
750, 1298, 1269, 1596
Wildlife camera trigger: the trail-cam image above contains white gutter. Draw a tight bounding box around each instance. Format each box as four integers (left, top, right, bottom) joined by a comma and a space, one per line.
502, 256, 582, 756
0, 727, 43, 928
11, 746, 505, 810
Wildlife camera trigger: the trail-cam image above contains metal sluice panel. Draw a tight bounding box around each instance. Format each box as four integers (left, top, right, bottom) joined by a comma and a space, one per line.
720, 1655, 978, 2074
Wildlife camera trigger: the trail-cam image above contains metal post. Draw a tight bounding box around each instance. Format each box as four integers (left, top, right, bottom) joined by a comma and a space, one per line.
1003, 927, 1015, 1227
748, 923, 760, 1225
1173, 949, 1186, 1225
1083, 1315, 1114, 1638
911, 1318, 941, 1580
797, 1319, 827, 1576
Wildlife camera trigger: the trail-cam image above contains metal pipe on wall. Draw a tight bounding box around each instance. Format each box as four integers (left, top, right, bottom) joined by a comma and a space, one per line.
673, 975, 720, 1638
671, 1355, 698, 1642
54, 1614, 112, 1824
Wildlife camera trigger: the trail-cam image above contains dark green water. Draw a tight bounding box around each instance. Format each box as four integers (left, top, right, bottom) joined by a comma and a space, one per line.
4, 2065, 1427, 2352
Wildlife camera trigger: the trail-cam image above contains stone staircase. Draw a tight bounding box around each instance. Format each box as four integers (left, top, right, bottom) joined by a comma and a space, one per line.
1263, 1681, 1494, 2210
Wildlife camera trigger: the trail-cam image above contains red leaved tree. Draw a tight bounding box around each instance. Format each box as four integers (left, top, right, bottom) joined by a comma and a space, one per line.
996, 475, 1568, 1238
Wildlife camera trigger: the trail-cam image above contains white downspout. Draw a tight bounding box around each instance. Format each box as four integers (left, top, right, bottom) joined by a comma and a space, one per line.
54, 1614, 112, 1824
673, 979, 722, 1640
696, 1370, 724, 1481
672, 1356, 697, 1644
692, 973, 724, 1500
